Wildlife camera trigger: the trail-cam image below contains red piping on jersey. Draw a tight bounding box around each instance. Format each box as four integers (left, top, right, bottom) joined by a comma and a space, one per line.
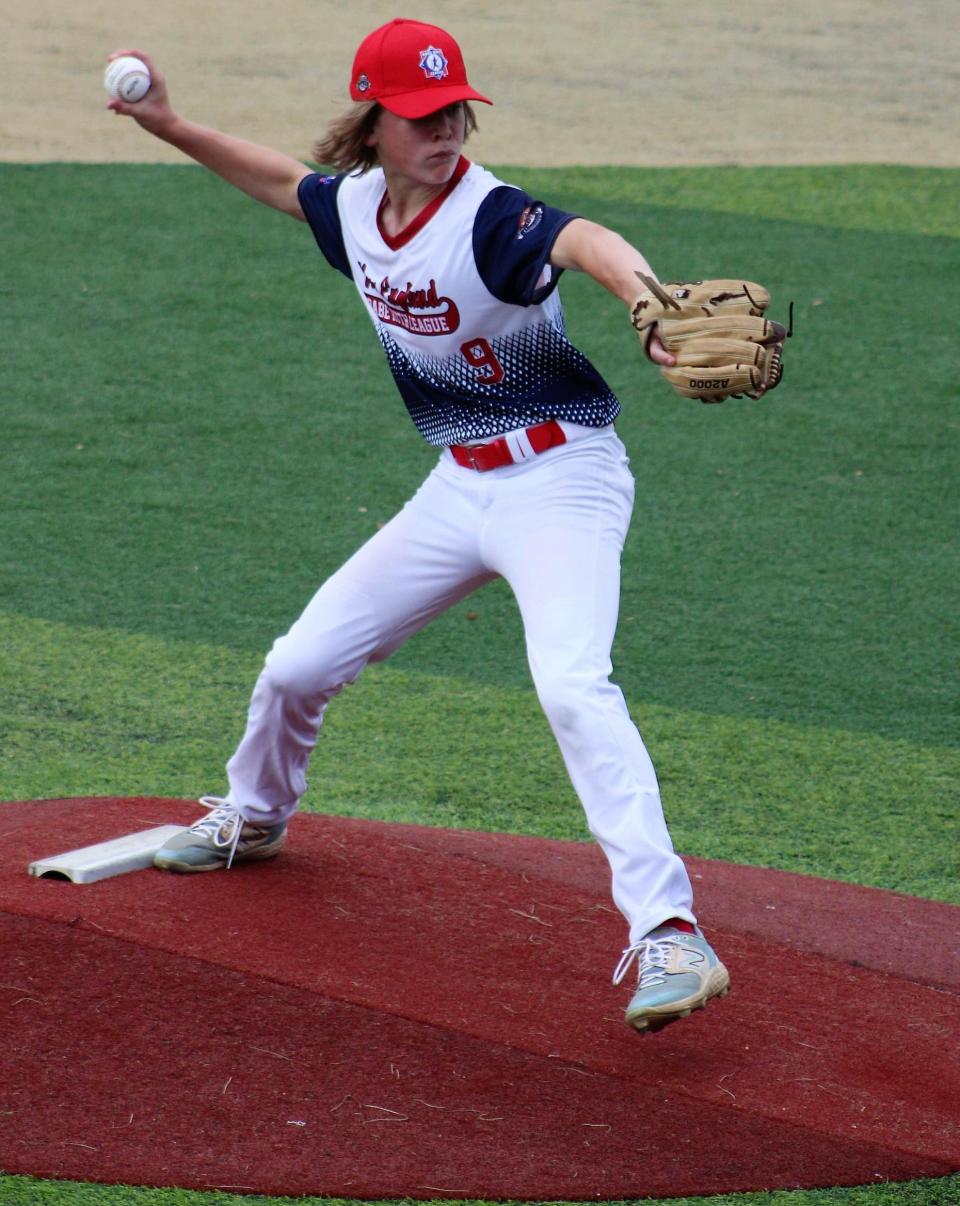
377, 156, 471, 250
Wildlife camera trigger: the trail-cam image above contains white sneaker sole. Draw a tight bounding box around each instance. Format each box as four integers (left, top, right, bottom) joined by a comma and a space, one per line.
154, 837, 286, 874
626, 963, 731, 1033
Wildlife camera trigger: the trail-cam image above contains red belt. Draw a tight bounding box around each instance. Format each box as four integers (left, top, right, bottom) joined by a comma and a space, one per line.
449, 419, 566, 472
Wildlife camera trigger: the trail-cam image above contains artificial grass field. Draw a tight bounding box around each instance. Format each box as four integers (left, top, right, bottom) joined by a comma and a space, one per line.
1, 163, 958, 1204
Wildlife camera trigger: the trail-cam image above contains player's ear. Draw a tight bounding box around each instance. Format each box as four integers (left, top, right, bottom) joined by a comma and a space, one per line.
363, 106, 383, 148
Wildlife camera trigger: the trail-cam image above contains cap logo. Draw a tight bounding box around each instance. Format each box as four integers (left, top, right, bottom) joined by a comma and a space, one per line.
356, 73, 371, 93
418, 46, 449, 81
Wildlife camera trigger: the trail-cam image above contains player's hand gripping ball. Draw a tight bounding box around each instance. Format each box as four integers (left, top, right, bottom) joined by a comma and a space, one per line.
632, 275, 790, 403
104, 55, 152, 103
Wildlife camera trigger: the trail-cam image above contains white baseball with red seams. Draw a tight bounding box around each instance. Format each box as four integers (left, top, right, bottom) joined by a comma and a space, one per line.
104, 56, 152, 103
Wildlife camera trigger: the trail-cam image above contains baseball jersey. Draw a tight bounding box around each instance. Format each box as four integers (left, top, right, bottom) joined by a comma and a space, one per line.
298, 157, 620, 446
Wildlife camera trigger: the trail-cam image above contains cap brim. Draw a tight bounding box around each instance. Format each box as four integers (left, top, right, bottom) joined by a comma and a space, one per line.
378, 85, 493, 119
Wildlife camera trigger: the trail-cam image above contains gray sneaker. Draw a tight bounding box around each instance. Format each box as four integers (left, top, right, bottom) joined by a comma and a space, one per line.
154, 797, 287, 873
613, 927, 730, 1033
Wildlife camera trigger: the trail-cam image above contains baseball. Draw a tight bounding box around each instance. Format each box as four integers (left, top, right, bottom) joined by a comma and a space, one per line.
104, 56, 152, 103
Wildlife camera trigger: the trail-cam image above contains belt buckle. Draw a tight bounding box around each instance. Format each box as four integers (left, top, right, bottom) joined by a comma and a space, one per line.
462, 439, 498, 471
455, 435, 513, 472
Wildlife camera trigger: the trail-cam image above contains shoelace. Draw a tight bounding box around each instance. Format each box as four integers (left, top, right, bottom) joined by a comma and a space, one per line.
190, 796, 247, 869
611, 936, 680, 987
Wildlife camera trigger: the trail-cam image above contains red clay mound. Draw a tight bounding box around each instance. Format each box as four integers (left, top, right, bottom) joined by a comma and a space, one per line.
2, 796, 958, 1200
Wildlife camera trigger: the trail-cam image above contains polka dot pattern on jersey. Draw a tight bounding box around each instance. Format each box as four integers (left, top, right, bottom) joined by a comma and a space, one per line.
379, 320, 620, 447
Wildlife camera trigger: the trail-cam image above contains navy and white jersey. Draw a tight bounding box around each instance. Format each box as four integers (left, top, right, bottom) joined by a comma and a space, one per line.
298, 158, 620, 446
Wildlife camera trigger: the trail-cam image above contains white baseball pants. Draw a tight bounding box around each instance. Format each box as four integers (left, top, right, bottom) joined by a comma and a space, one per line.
224, 425, 695, 942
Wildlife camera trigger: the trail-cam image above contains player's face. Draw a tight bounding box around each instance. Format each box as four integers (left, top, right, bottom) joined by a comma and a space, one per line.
367, 104, 466, 189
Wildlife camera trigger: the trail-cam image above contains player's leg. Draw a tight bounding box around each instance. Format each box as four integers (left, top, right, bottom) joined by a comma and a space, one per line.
485, 428, 728, 1028
486, 430, 692, 935
154, 462, 493, 871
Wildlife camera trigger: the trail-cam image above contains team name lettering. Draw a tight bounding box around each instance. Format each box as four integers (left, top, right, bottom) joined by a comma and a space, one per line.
358, 263, 461, 336
365, 295, 460, 334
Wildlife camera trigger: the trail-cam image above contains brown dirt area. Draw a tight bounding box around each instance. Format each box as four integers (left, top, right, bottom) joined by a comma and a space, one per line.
2, 0, 958, 167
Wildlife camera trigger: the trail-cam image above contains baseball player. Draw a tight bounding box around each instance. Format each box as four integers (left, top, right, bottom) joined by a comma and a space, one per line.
107, 18, 730, 1034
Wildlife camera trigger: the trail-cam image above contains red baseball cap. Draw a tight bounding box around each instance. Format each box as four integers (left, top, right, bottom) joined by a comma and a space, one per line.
349, 18, 493, 118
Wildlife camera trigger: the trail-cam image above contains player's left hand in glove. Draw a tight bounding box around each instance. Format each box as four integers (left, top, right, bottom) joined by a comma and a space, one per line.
632, 275, 790, 404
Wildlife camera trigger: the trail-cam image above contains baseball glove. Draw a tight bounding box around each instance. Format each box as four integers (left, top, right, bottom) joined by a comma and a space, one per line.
632, 274, 789, 404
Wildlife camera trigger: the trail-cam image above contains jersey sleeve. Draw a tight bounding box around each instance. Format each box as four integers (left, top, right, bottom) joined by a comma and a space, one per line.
297, 173, 351, 277
472, 187, 579, 307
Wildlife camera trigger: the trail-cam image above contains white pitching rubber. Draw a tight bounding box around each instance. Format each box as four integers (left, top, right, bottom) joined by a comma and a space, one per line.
28, 825, 187, 884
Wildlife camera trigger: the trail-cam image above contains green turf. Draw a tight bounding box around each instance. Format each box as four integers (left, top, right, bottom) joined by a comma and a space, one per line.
0, 162, 957, 1206
501, 164, 960, 238
2, 611, 957, 901
3, 165, 958, 747
2, 1174, 960, 1206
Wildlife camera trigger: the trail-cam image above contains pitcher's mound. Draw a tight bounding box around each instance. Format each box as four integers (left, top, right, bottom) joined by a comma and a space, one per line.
2, 796, 958, 1199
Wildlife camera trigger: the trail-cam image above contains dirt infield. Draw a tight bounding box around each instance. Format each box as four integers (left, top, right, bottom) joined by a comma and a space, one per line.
3, 797, 959, 1198
3, 0, 958, 167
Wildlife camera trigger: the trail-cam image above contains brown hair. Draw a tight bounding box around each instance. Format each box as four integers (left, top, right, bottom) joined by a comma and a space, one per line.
313, 101, 478, 174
